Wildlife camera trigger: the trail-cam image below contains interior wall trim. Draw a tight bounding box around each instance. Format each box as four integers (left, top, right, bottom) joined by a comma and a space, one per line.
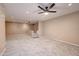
54, 39, 79, 47
44, 36, 79, 47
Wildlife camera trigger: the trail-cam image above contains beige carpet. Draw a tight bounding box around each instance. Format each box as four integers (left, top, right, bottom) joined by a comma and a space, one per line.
3, 34, 79, 56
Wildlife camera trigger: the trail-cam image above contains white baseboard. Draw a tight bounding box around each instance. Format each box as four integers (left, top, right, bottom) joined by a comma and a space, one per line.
44, 36, 79, 47
0, 48, 6, 56
54, 39, 79, 47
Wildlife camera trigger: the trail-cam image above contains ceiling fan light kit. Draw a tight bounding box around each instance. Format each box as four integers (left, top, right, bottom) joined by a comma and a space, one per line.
68, 3, 72, 6
38, 3, 56, 14
44, 12, 48, 15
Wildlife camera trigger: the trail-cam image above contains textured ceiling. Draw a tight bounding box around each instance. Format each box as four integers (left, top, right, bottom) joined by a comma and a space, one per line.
2, 3, 79, 23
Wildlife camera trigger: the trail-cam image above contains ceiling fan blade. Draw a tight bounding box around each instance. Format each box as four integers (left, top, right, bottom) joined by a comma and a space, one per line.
48, 11, 56, 13
38, 6, 45, 11
38, 12, 44, 14
49, 3, 55, 9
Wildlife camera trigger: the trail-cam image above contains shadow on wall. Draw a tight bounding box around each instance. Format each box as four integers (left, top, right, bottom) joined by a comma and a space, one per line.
29, 22, 38, 33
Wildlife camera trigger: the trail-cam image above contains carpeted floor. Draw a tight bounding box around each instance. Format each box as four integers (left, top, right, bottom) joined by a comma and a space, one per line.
3, 34, 79, 56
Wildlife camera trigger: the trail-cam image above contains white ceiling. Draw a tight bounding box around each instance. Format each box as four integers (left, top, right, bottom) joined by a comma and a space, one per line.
2, 3, 79, 23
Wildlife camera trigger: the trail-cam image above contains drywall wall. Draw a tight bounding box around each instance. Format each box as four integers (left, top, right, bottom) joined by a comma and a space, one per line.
6, 22, 31, 35
38, 22, 43, 36
42, 11, 79, 45
0, 5, 5, 55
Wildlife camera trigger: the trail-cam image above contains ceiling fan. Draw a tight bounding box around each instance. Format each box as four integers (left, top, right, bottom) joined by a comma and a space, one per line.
38, 3, 56, 14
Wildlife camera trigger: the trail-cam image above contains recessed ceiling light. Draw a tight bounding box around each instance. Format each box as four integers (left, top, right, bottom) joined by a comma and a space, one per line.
26, 11, 29, 14
44, 12, 48, 15
68, 3, 72, 6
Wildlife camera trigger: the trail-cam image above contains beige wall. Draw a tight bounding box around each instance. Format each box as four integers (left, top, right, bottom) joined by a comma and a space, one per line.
0, 6, 5, 55
38, 22, 43, 36
42, 11, 79, 45
6, 22, 31, 35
